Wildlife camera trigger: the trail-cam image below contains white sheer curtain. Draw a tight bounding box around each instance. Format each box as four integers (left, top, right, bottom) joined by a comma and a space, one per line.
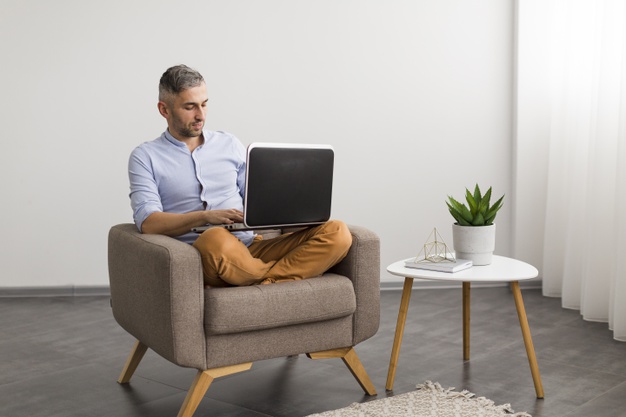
541, 0, 626, 341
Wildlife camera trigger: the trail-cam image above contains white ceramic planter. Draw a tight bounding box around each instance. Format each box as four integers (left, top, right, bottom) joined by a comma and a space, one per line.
452, 223, 496, 266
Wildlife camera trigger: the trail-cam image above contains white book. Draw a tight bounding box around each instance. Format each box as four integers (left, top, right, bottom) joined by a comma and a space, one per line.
404, 258, 473, 273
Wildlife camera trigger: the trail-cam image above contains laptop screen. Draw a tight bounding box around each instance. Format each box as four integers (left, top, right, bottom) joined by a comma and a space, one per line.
244, 143, 334, 227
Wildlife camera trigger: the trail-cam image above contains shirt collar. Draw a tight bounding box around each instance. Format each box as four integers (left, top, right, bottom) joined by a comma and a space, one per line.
163, 129, 205, 150
163, 130, 187, 148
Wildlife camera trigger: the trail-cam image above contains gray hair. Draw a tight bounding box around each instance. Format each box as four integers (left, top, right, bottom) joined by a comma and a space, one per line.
158, 65, 205, 102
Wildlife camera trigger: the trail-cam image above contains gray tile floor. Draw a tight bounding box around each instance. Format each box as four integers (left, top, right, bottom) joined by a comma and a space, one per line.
1, 286, 626, 417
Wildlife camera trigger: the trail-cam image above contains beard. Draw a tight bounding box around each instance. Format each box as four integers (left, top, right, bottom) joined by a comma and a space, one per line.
174, 120, 204, 138
181, 125, 203, 138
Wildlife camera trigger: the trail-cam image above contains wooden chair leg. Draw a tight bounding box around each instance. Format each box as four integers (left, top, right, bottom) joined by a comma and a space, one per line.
176, 363, 253, 417
307, 347, 377, 396
117, 340, 148, 384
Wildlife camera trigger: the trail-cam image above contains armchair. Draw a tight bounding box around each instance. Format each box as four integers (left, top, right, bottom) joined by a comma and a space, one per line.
108, 223, 380, 417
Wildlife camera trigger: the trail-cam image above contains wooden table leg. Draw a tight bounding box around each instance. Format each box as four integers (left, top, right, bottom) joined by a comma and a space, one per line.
386, 277, 414, 391
511, 281, 545, 398
463, 282, 470, 361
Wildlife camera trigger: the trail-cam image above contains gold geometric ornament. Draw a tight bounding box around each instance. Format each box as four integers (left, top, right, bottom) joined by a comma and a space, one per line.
414, 228, 456, 263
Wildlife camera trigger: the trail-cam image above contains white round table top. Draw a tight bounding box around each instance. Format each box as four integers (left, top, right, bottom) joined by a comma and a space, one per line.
387, 255, 539, 282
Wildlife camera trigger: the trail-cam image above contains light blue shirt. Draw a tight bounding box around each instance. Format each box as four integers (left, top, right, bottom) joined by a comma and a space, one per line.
128, 129, 254, 246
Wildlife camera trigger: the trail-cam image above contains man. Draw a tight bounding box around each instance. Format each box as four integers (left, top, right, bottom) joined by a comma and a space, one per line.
129, 64, 352, 287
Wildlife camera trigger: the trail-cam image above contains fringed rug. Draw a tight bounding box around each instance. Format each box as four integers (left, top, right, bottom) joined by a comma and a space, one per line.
307, 381, 531, 417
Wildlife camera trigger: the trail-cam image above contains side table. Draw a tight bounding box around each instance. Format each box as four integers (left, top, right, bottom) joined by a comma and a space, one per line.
385, 255, 544, 398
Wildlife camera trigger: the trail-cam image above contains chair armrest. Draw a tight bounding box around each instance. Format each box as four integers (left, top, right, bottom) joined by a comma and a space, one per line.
329, 224, 380, 345
108, 224, 206, 369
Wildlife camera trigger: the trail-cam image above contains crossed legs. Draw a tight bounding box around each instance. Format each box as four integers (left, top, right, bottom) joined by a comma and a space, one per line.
192, 220, 352, 286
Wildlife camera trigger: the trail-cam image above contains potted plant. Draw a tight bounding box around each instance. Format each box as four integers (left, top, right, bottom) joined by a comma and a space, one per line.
446, 184, 504, 265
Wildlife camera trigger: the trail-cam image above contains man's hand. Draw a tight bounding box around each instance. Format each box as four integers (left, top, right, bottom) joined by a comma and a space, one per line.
141, 208, 244, 237
205, 209, 244, 225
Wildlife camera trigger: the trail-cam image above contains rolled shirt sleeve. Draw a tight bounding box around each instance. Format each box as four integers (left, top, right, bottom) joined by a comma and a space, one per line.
128, 146, 163, 231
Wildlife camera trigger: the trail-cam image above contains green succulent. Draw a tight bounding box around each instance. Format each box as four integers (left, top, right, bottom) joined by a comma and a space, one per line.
446, 184, 504, 226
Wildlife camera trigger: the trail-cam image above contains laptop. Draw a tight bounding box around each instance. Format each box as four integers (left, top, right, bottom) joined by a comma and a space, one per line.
192, 142, 334, 232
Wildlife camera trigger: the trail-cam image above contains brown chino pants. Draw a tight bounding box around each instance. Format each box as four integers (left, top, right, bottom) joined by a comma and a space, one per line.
192, 219, 352, 287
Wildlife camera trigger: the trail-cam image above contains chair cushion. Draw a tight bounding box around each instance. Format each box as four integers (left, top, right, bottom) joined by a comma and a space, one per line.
203, 274, 356, 335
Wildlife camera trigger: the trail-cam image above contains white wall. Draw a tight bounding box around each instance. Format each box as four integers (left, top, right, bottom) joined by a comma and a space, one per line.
0, 0, 514, 289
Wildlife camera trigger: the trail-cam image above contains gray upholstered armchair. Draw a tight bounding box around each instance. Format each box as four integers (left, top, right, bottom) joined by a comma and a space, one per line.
108, 223, 380, 417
